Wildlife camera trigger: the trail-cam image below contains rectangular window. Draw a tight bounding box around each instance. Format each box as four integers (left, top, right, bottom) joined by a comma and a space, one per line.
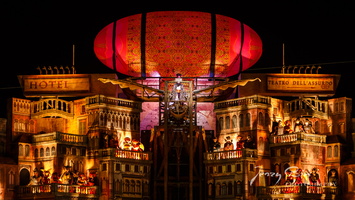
125, 164, 130, 172
102, 163, 107, 171
115, 163, 121, 171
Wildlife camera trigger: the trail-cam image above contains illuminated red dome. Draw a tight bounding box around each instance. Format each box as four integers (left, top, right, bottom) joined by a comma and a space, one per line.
94, 11, 262, 77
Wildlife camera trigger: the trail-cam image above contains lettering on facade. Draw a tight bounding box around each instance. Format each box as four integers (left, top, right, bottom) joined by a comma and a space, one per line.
267, 76, 334, 91
23, 77, 90, 92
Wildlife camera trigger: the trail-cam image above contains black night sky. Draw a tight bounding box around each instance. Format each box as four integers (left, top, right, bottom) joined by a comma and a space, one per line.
2, 1, 355, 117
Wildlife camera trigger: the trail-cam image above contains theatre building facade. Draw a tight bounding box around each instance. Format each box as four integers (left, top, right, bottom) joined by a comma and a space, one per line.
1, 11, 355, 200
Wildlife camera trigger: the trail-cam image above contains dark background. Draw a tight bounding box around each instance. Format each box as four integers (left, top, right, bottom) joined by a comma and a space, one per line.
2, 1, 355, 117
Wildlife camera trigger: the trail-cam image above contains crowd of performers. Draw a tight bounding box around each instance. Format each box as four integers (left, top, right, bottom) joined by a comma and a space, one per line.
211, 134, 256, 152
104, 133, 145, 151
284, 167, 337, 186
271, 117, 315, 135
28, 166, 99, 187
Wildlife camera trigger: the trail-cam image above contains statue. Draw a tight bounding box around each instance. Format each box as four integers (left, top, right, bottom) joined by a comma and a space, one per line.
172, 73, 185, 101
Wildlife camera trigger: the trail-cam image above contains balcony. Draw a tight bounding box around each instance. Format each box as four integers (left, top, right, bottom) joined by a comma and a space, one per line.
87, 148, 152, 161
270, 132, 327, 146
31, 98, 74, 119
32, 132, 87, 146
285, 97, 328, 119
214, 95, 271, 109
86, 95, 142, 111
204, 148, 258, 162
16, 183, 99, 199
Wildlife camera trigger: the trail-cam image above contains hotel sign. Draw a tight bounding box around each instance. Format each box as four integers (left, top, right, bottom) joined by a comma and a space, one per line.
19, 74, 90, 97
267, 76, 334, 92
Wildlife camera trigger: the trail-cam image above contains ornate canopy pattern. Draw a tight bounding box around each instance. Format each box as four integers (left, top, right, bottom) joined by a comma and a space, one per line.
94, 11, 262, 78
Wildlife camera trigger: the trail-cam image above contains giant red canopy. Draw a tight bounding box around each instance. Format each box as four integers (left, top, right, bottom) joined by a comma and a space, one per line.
94, 11, 262, 78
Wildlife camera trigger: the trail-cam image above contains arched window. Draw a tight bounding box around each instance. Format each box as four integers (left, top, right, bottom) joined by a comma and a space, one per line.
219, 117, 224, 131
228, 182, 233, 195
246, 113, 251, 127
258, 112, 264, 126
208, 183, 213, 196
124, 180, 130, 193
34, 148, 38, 157
347, 171, 355, 192
236, 181, 242, 195
40, 148, 44, 157
136, 180, 141, 193
221, 182, 227, 195
232, 115, 237, 128
45, 147, 50, 156
25, 145, 30, 157
51, 146, 56, 156
225, 116, 230, 129
239, 114, 244, 128
327, 146, 332, 158
19, 144, 23, 156
334, 145, 339, 157
215, 183, 221, 196
130, 180, 135, 193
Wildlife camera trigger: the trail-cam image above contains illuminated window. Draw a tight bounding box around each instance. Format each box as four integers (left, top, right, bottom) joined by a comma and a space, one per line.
227, 165, 231, 172
79, 119, 86, 135
258, 112, 264, 126
19, 144, 23, 156
347, 171, 355, 192
225, 116, 230, 129
219, 117, 224, 130
25, 145, 30, 157
208, 183, 213, 196
115, 163, 121, 171
40, 148, 44, 157
327, 146, 332, 158
8, 170, 15, 185
215, 183, 221, 196
232, 115, 237, 128
334, 145, 339, 157
46, 147, 50, 156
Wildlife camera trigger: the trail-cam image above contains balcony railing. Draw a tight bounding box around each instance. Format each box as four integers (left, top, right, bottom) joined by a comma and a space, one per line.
214, 95, 271, 109
204, 148, 257, 161
86, 95, 142, 110
87, 148, 151, 161
257, 185, 338, 196
270, 132, 327, 144
32, 132, 87, 145
16, 183, 99, 198
31, 98, 74, 118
